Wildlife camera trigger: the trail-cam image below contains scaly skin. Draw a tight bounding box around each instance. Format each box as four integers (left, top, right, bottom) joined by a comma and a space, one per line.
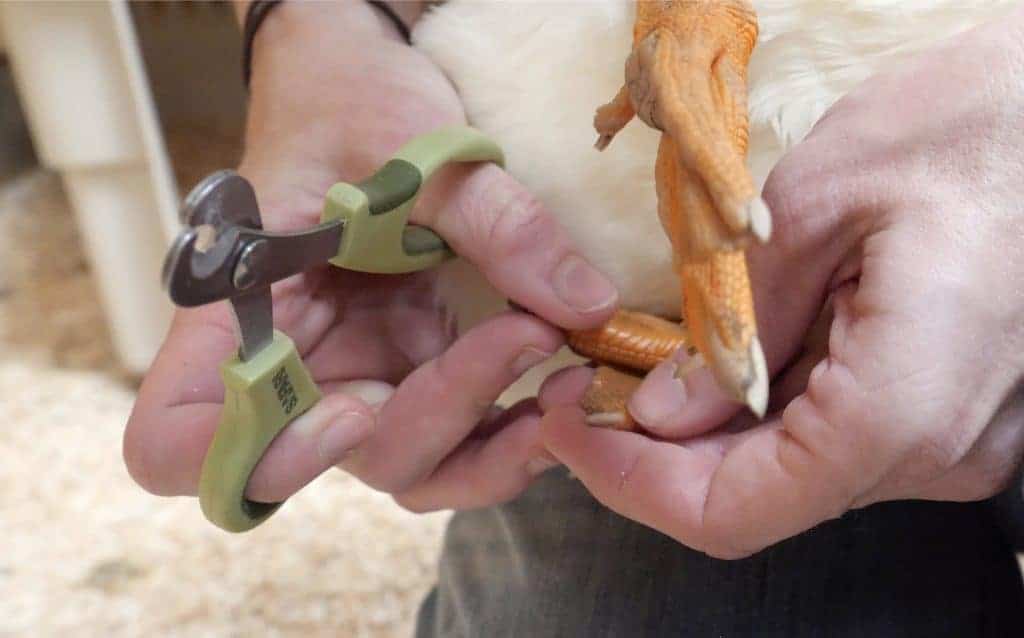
569, 0, 771, 426
567, 310, 693, 373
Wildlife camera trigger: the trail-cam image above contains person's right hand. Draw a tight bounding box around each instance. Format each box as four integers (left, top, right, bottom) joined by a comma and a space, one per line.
538, 7, 1024, 558
124, 1, 618, 513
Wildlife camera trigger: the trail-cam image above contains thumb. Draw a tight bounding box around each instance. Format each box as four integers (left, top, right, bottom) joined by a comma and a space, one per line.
415, 163, 620, 331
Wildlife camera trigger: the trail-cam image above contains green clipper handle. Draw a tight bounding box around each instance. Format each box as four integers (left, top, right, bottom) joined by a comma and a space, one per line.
199, 331, 320, 532
322, 125, 505, 273
198, 126, 503, 533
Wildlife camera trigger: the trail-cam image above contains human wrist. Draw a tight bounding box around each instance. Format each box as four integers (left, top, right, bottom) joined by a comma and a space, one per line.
236, 1, 422, 48
241, 1, 422, 98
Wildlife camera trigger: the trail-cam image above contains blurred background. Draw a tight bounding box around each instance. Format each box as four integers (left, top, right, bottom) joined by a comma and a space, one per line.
0, 2, 447, 636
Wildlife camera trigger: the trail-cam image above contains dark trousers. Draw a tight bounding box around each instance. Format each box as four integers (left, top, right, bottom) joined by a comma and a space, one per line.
417, 468, 1024, 637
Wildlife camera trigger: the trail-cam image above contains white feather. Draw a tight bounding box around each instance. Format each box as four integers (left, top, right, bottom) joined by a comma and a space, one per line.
413, 0, 1018, 399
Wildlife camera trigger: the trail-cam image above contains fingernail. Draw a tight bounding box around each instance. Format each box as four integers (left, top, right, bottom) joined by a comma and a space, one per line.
511, 346, 554, 377
746, 197, 773, 242
526, 456, 561, 476
334, 380, 394, 407
552, 255, 618, 314
318, 412, 371, 464
629, 364, 688, 434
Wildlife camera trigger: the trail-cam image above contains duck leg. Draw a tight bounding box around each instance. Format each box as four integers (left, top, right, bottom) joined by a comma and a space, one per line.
568, 311, 694, 430
571, 1, 770, 428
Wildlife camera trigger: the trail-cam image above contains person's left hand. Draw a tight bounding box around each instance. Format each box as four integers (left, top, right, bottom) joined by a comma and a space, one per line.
538, 10, 1024, 559
124, 2, 617, 514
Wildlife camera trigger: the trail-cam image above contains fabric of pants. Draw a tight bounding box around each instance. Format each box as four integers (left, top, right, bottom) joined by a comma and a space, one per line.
416, 467, 1024, 638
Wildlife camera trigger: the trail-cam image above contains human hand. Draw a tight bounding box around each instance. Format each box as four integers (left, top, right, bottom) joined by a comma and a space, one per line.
124, 2, 618, 513
540, 11, 1024, 558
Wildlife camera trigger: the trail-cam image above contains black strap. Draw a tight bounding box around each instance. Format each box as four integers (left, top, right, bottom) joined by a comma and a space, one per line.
242, 0, 412, 89
366, 0, 412, 44
241, 0, 284, 88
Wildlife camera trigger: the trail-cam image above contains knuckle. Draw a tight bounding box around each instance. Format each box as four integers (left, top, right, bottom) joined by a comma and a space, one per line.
762, 141, 863, 253
763, 159, 808, 210
437, 313, 560, 385
431, 348, 478, 397
781, 375, 866, 511
800, 358, 860, 447
452, 194, 497, 256
481, 187, 552, 261
761, 165, 816, 253
762, 152, 813, 219
353, 440, 440, 495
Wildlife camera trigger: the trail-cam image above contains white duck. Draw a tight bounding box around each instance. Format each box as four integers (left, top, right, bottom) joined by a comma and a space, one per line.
413, 0, 1020, 412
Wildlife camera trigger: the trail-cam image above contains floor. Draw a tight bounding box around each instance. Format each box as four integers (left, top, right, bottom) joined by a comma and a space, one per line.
0, 169, 449, 637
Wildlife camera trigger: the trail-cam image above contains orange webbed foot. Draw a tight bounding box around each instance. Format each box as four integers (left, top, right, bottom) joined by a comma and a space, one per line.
567, 310, 690, 373
581, 366, 642, 431
568, 310, 695, 430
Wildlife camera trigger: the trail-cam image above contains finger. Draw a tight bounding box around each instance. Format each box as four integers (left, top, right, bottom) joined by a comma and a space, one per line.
538, 365, 595, 412
416, 163, 619, 330
276, 267, 455, 381
627, 349, 741, 439
123, 401, 220, 497
342, 311, 563, 493
539, 356, 741, 442
541, 394, 865, 559
245, 392, 377, 503
392, 401, 557, 512
690, 239, 996, 555
123, 300, 412, 497
541, 404, 729, 554
300, 274, 454, 383
127, 379, 390, 502
543, 256, 946, 558
123, 311, 236, 496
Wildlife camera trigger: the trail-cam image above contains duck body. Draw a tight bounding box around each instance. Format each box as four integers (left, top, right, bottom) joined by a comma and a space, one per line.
414, 0, 1020, 404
